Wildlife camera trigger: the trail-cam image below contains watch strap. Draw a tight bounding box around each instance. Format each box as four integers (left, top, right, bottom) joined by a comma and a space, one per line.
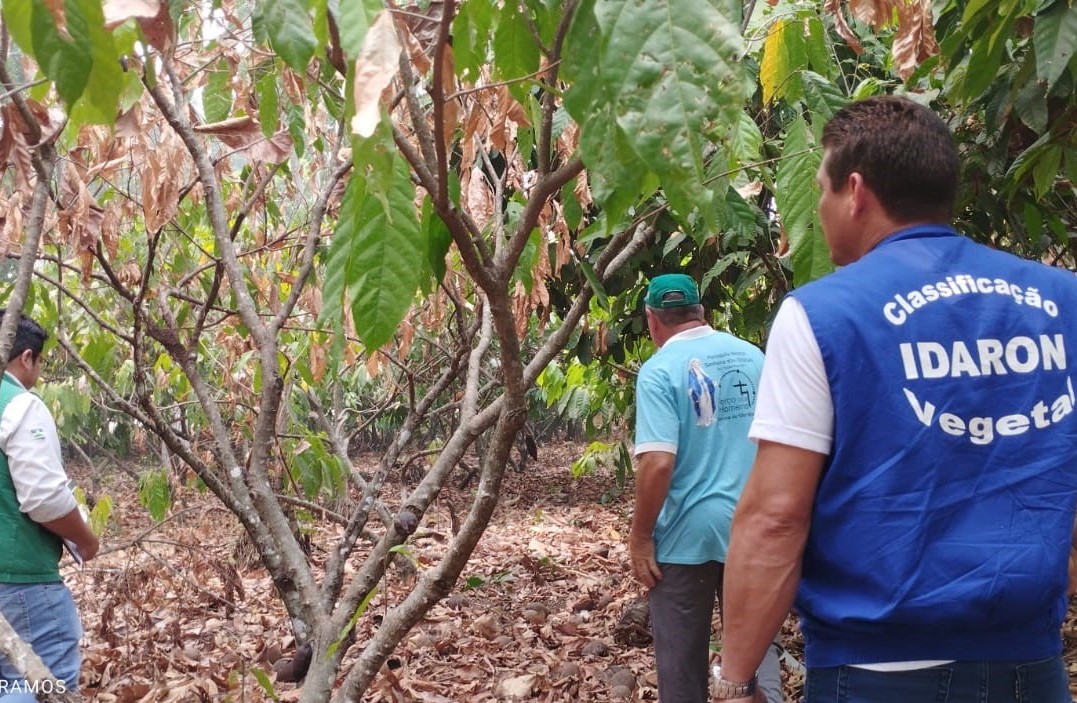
713, 674, 757, 699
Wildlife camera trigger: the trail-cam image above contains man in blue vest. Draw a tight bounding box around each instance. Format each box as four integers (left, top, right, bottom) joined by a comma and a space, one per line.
0, 311, 98, 700
713, 96, 1077, 703
629, 274, 782, 703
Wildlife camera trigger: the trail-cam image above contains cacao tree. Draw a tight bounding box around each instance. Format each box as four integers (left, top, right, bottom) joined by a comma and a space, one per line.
0, 0, 1074, 698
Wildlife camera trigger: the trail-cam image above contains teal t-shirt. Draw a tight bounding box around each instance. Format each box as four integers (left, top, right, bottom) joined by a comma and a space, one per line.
634, 326, 764, 564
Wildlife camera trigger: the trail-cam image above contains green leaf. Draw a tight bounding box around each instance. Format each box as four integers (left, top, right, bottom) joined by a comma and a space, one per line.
951, 12, 1015, 100
568, 0, 752, 227
1034, 0, 1077, 91
492, 0, 541, 103
204, 60, 233, 123
802, 12, 832, 77
388, 543, 420, 569
261, 0, 318, 72
1, 0, 34, 60
802, 71, 848, 143
515, 226, 541, 291
561, 180, 584, 230
138, 469, 172, 522
730, 109, 764, 167
251, 669, 280, 702
90, 495, 113, 535
419, 197, 453, 295
1013, 75, 1049, 134
327, 586, 379, 658
1031, 145, 1062, 199
572, 105, 647, 226
775, 115, 830, 285
577, 256, 609, 311
257, 69, 280, 136
311, 0, 329, 47
74, 0, 124, 124
523, 0, 560, 46
328, 131, 423, 351
30, 0, 92, 108
724, 186, 759, 240
453, 0, 495, 81
336, 0, 381, 60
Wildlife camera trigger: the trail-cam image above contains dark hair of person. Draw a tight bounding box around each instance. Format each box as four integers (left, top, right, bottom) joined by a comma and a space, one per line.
649, 304, 705, 326
821, 96, 960, 223
0, 310, 48, 362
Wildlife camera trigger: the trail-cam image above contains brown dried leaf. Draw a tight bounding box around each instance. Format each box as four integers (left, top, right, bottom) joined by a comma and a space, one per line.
823, 0, 864, 54
491, 85, 528, 153
136, 0, 175, 56
43, 0, 71, 39
0, 104, 41, 191
848, 0, 895, 30
141, 132, 182, 232
460, 101, 487, 173
401, 21, 433, 76
0, 193, 22, 259
366, 351, 383, 377
193, 116, 293, 163
58, 162, 104, 281
103, 0, 160, 30
440, 43, 460, 156
117, 261, 142, 287
351, 10, 403, 137
115, 102, 143, 140
892, 0, 940, 80
397, 317, 415, 360
465, 168, 494, 230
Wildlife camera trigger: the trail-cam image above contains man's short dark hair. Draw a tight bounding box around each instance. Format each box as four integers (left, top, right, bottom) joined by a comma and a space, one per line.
822, 96, 959, 223
0, 309, 48, 362
649, 304, 705, 326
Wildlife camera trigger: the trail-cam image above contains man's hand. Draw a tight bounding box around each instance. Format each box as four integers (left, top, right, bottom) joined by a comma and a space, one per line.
77, 531, 100, 562
42, 506, 100, 562
1069, 513, 1077, 595
1069, 543, 1077, 595
629, 533, 662, 589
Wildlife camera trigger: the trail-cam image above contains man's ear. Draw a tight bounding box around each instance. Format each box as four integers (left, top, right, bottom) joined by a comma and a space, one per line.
847, 172, 872, 217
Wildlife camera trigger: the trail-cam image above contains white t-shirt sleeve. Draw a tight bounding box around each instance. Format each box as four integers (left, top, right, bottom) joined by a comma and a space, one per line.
0, 393, 76, 523
749, 297, 834, 455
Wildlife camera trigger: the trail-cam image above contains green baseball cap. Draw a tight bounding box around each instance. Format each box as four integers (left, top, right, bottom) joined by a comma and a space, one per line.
645, 274, 700, 308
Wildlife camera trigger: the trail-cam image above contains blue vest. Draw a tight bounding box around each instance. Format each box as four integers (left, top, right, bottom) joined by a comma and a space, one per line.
791, 225, 1077, 666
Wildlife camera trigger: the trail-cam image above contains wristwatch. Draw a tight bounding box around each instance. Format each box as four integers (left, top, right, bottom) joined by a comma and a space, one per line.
713, 675, 756, 699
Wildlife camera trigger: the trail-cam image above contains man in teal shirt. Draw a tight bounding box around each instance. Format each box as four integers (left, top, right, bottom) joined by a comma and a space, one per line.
630, 274, 780, 703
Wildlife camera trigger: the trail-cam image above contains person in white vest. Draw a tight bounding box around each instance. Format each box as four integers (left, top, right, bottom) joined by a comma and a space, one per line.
0, 311, 98, 700
717, 96, 1077, 702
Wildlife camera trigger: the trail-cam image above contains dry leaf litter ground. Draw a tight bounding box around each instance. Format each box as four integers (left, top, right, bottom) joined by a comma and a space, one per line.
62, 443, 1077, 702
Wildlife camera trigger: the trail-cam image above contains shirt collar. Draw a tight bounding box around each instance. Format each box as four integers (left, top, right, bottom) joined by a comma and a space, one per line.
665, 325, 716, 345
3, 372, 26, 390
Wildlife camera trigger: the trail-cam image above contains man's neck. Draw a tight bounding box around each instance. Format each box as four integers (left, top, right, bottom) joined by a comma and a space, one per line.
861, 218, 949, 258
657, 320, 707, 347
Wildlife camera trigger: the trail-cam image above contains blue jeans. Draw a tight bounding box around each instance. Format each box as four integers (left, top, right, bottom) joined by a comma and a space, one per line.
804, 657, 1069, 703
0, 582, 82, 701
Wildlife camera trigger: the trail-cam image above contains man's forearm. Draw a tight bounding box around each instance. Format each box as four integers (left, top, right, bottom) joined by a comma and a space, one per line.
630, 453, 674, 538
720, 508, 807, 682
720, 441, 824, 685
41, 507, 99, 561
